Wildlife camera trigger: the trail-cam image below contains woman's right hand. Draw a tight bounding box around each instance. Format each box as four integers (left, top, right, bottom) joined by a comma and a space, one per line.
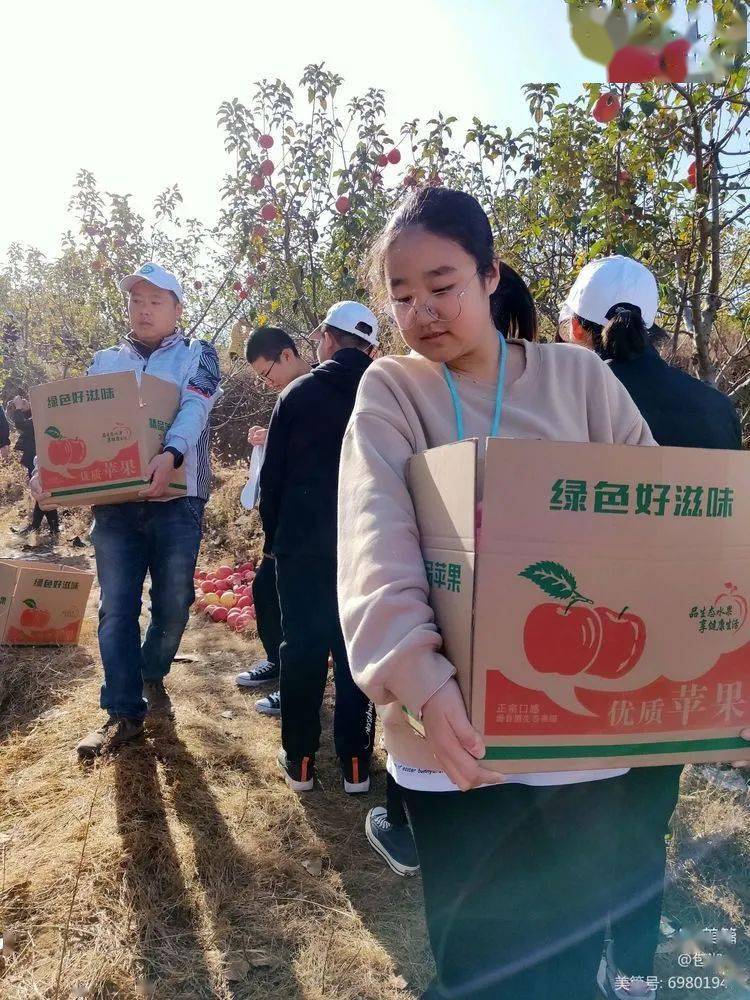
247, 425, 267, 447
421, 678, 506, 791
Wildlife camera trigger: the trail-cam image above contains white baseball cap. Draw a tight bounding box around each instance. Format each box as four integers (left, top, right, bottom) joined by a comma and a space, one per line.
119, 262, 184, 304
561, 256, 658, 329
318, 300, 379, 347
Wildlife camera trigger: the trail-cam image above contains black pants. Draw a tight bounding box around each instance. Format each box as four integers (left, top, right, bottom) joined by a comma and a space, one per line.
386, 771, 408, 826
252, 555, 282, 667
22, 462, 59, 533
275, 554, 375, 762
402, 777, 624, 1000
608, 765, 682, 974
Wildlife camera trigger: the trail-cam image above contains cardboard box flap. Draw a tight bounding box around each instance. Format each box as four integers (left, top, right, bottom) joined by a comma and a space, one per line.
407, 440, 477, 719
407, 440, 478, 552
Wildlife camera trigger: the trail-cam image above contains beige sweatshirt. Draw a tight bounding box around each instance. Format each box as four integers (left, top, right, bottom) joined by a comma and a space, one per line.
337, 339, 656, 777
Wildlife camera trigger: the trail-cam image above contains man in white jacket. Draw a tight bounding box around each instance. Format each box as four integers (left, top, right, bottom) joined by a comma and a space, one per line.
32, 263, 222, 758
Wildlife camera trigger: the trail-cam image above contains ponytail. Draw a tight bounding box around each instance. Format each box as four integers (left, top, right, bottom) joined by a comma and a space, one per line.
601, 303, 648, 362
491, 261, 538, 343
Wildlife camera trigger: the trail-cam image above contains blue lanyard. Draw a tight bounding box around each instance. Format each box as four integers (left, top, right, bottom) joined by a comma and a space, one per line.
442, 331, 507, 441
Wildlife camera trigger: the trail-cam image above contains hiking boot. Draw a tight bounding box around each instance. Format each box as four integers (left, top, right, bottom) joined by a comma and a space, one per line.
365, 806, 420, 877
597, 941, 656, 999
236, 658, 279, 687
255, 690, 281, 717
341, 755, 371, 794
277, 748, 314, 792
76, 716, 144, 759
10, 524, 33, 536
143, 679, 174, 718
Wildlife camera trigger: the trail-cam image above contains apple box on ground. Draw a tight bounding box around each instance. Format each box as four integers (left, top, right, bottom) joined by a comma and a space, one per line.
29, 371, 187, 508
0, 559, 94, 646
407, 438, 750, 773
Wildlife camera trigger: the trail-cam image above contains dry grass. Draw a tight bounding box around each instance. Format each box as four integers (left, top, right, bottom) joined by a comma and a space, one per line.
1, 461, 749, 1000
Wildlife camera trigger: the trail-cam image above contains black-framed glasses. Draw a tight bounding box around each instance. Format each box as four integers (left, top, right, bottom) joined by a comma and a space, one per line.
254, 355, 281, 385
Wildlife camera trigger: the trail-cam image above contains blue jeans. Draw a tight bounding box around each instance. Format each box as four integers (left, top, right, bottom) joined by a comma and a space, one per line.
91, 498, 205, 720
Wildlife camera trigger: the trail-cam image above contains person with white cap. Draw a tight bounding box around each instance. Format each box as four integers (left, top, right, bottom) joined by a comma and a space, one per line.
561, 255, 742, 1000
560, 255, 741, 449
259, 301, 380, 795
32, 262, 222, 758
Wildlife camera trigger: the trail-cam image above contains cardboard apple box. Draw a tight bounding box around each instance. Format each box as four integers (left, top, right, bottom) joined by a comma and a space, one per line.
0, 559, 94, 646
29, 371, 187, 508
407, 438, 750, 772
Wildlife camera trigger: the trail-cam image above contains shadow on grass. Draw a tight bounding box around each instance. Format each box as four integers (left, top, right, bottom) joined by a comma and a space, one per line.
144, 718, 307, 999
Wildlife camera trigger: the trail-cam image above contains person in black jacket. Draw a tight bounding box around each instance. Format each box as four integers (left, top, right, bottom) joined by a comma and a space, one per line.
8, 397, 60, 540
260, 302, 380, 795
0, 404, 10, 462
561, 255, 743, 1000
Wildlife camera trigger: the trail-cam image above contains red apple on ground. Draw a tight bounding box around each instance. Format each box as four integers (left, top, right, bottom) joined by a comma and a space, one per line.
259, 134, 274, 149
592, 92, 621, 123
239, 561, 255, 571
585, 607, 646, 679
237, 596, 253, 610
205, 604, 220, 616
608, 46, 661, 84
387, 148, 401, 164
335, 195, 350, 214
660, 39, 690, 83
216, 566, 233, 579
523, 603, 602, 675
261, 204, 277, 222
210, 606, 229, 623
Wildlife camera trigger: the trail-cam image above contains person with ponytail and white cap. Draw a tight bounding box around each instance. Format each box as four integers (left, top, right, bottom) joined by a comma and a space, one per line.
561, 255, 743, 1000
560, 255, 741, 450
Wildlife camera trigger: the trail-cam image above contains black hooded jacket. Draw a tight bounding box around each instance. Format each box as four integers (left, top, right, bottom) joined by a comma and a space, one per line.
258, 347, 373, 558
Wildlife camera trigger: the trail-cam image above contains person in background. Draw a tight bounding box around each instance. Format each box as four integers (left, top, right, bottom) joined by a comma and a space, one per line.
560, 255, 743, 1000
235, 326, 310, 718
337, 186, 662, 1000
9, 396, 60, 543
260, 301, 381, 796
31, 263, 222, 758
0, 403, 10, 462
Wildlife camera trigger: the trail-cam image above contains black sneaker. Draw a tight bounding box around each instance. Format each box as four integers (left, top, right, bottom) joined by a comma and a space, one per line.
277, 748, 314, 792
255, 690, 281, 717
236, 659, 279, 687
341, 755, 371, 794
365, 806, 420, 877
143, 679, 174, 718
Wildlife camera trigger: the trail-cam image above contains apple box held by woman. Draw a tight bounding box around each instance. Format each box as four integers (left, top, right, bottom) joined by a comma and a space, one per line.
406, 436, 750, 771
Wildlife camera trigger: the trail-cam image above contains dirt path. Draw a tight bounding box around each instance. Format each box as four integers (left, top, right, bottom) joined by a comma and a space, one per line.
1, 502, 749, 999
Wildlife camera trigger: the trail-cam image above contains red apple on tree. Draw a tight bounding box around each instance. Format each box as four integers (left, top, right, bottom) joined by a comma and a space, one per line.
253, 224, 267, 240
592, 92, 621, 123
245, 275, 256, 288
660, 38, 690, 83
251, 175, 264, 190
260, 160, 275, 177
233, 281, 242, 292
387, 148, 401, 164
239, 289, 248, 299
608, 45, 661, 84
585, 606, 646, 679
259, 134, 274, 149
193, 280, 203, 290
335, 195, 350, 214
377, 153, 389, 167
260, 204, 277, 222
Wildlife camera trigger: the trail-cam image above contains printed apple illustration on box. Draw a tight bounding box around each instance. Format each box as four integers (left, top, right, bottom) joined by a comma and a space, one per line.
519, 561, 646, 679
19, 599, 51, 629
45, 426, 87, 465
716, 582, 748, 629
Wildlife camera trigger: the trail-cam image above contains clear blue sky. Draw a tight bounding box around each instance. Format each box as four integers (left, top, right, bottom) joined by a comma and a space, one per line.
0, 0, 618, 257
